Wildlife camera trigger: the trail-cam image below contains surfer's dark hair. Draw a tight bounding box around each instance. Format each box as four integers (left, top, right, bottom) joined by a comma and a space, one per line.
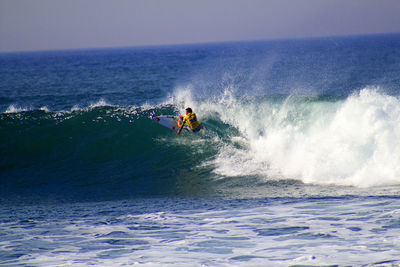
186, 107, 192, 113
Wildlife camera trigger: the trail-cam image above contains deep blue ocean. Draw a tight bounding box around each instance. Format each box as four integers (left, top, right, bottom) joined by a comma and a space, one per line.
1, 34, 400, 266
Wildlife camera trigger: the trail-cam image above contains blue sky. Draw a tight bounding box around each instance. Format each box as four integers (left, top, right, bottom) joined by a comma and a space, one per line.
1, 0, 399, 52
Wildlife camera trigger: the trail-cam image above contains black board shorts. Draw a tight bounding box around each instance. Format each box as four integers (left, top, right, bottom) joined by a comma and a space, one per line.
191, 124, 203, 133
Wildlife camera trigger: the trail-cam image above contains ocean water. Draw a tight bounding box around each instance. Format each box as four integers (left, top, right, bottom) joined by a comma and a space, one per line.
1, 34, 400, 266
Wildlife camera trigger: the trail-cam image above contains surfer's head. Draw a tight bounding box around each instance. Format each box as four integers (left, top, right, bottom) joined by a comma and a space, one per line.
185, 107, 192, 113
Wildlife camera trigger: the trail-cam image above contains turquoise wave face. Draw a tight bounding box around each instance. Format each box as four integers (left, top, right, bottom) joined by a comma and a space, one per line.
0, 105, 223, 202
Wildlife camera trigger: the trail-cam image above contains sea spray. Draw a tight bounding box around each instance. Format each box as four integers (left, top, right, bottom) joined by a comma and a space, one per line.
4, 105, 29, 113
181, 87, 400, 187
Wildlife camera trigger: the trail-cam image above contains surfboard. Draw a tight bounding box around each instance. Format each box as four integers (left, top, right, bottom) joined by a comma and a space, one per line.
151, 115, 189, 131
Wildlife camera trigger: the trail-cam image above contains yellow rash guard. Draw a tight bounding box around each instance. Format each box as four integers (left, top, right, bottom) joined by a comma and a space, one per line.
183, 112, 201, 131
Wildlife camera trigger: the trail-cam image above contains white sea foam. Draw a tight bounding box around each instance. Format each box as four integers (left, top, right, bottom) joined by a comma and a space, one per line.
71, 104, 81, 112
7, 198, 400, 266
4, 105, 29, 113
177, 86, 400, 188
2, 100, 114, 114
39, 106, 50, 112
89, 98, 111, 108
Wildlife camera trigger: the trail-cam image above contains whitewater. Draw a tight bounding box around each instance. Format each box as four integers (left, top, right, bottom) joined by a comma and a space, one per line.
195, 87, 400, 188
1, 34, 400, 266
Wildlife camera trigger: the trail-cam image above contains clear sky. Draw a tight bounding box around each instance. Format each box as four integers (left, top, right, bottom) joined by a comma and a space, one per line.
1, 0, 400, 52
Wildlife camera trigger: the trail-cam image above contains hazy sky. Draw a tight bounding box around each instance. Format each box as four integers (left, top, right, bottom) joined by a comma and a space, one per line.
1, 0, 400, 52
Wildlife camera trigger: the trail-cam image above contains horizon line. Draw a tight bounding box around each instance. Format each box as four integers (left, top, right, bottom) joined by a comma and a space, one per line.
1, 31, 399, 54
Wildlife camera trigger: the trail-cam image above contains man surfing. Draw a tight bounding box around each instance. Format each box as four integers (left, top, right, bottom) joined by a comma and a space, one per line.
177, 107, 202, 135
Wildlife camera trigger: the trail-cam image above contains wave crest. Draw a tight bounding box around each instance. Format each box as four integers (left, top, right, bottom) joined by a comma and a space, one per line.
202, 87, 400, 187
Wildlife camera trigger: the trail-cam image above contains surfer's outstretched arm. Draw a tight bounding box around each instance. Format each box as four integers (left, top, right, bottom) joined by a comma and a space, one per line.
177, 116, 186, 135
176, 115, 184, 128
177, 123, 184, 135
176, 116, 185, 135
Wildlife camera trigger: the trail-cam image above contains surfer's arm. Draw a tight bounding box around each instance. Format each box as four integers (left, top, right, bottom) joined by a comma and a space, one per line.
176, 116, 184, 128
177, 117, 186, 135
177, 123, 185, 135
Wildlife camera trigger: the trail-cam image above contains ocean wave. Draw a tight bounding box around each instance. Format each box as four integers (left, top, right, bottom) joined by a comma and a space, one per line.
2, 87, 400, 202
